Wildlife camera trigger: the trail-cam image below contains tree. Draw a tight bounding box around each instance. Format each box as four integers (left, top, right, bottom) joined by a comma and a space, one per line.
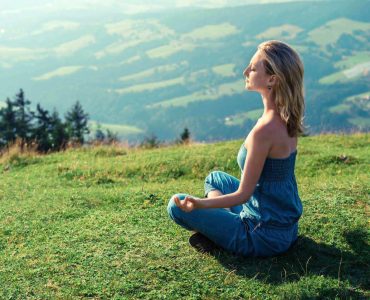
65, 101, 89, 145
94, 123, 106, 143
106, 129, 119, 144
180, 127, 190, 144
13, 89, 33, 150
0, 98, 17, 147
33, 104, 52, 153
50, 110, 69, 151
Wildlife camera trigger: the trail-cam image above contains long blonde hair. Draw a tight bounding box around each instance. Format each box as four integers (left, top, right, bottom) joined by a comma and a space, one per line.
258, 40, 305, 137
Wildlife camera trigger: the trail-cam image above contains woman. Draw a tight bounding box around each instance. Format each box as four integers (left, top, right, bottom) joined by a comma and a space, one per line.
167, 40, 304, 257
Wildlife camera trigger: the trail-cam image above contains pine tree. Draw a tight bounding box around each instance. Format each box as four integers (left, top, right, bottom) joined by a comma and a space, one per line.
65, 101, 89, 145
0, 98, 17, 147
33, 104, 52, 153
50, 110, 69, 151
106, 129, 119, 144
95, 123, 106, 143
13, 89, 33, 150
180, 127, 190, 144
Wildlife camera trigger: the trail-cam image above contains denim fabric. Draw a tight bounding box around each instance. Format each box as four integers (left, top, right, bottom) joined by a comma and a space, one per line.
167, 193, 253, 256
167, 142, 302, 257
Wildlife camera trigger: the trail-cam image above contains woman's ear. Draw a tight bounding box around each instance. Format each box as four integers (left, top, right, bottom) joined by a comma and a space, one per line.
268, 75, 277, 87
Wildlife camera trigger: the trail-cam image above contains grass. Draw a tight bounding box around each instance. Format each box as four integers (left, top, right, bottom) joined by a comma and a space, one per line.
255, 24, 303, 40
33, 66, 84, 81
329, 91, 370, 115
225, 109, 264, 126
118, 63, 184, 82
88, 121, 144, 137
334, 51, 370, 69
212, 64, 236, 77
114, 77, 185, 95
0, 134, 369, 299
182, 23, 239, 40
319, 61, 370, 85
308, 18, 370, 50
53, 35, 96, 57
149, 79, 244, 108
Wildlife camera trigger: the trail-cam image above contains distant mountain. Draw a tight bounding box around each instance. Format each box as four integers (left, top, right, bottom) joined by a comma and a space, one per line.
0, 0, 369, 142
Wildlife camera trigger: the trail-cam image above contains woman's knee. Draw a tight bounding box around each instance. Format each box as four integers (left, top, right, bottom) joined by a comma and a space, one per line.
204, 170, 225, 195
167, 193, 187, 219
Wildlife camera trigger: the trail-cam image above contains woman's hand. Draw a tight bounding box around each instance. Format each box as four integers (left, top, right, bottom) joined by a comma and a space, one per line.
174, 195, 199, 212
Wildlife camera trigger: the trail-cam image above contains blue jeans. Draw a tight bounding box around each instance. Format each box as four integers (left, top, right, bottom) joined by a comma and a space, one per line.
167, 171, 253, 256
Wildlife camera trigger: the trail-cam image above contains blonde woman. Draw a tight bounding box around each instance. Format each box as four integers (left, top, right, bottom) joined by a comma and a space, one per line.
167, 40, 304, 257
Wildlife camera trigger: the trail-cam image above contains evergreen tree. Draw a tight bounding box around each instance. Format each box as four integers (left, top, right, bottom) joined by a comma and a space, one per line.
65, 101, 89, 145
50, 110, 69, 151
94, 123, 106, 142
0, 98, 17, 147
180, 127, 190, 144
13, 89, 33, 150
33, 104, 52, 152
106, 129, 119, 144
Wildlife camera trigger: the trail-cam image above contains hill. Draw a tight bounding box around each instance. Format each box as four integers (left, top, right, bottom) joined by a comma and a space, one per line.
1, 0, 369, 141
0, 133, 368, 298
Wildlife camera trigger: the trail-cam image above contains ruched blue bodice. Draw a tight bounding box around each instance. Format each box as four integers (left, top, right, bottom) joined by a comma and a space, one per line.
237, 142, 302, 228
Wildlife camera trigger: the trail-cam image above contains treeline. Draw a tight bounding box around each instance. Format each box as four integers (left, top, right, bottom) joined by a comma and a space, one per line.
0, 89, 91, 153
0, 89, 192, 154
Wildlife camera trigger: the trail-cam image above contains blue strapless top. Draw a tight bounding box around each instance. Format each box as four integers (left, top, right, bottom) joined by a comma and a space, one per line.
237, 142, 302, 228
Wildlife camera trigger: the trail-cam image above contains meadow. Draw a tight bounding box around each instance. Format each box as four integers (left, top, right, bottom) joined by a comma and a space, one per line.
0, 134, 368, 299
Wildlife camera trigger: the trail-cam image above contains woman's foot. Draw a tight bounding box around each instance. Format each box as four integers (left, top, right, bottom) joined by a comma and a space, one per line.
189, 232, 219, 254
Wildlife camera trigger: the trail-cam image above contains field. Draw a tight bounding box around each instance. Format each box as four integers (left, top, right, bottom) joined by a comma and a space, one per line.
150, 79, 244, 108
0, 134, 368, 299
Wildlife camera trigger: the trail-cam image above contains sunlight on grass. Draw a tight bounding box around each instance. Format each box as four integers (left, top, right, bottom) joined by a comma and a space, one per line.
89, 121, 144, 136
32, 20, 80, 35
0, 46, 47, 62
319, 61, 370, 84
119, 62, 186, 82
54, 35, 96, 56
148, 80, 243, 108
334, 51, 370, 69
114, 77, 185, 94
308, 18, 370, 49
212, 63, 236, 77
225, 108, 263, 126
182, 22, 239, 40
33, 66, 84, 81
0, 134, 368, 298
256, 24, 303, 40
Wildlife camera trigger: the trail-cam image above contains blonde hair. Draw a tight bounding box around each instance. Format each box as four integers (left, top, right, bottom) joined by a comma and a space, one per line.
258, 40, 305, 137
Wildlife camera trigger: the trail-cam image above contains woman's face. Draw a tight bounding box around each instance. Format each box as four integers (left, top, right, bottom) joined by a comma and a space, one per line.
243, 50, 272, 92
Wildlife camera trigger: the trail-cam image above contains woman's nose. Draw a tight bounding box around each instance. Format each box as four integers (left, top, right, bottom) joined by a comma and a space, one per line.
243, 67, 249, 77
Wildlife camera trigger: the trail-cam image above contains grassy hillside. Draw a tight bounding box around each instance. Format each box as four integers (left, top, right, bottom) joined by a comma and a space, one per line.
0, 134, 369, 298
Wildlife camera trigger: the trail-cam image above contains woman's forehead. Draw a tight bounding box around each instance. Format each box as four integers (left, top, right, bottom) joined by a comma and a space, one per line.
250, 51, 264, 65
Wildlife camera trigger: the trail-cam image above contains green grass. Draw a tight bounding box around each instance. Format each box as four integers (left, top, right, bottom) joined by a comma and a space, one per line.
89, 121, 144, 137
115, 77, 185, 95
212, 63, 236, 77
225, 108, 264, 126
255, 24, 303, 40
54, 35, 96, 57
334, 51, 370, 69
119, 63, 183, 82
0, 134, 369, 298
319, 61, 370, 85
149, 79, 244, 108
329, 91, 370, 117
33, 66, 84, 81
182, 23, 239, 40
308, 18, 370, 49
